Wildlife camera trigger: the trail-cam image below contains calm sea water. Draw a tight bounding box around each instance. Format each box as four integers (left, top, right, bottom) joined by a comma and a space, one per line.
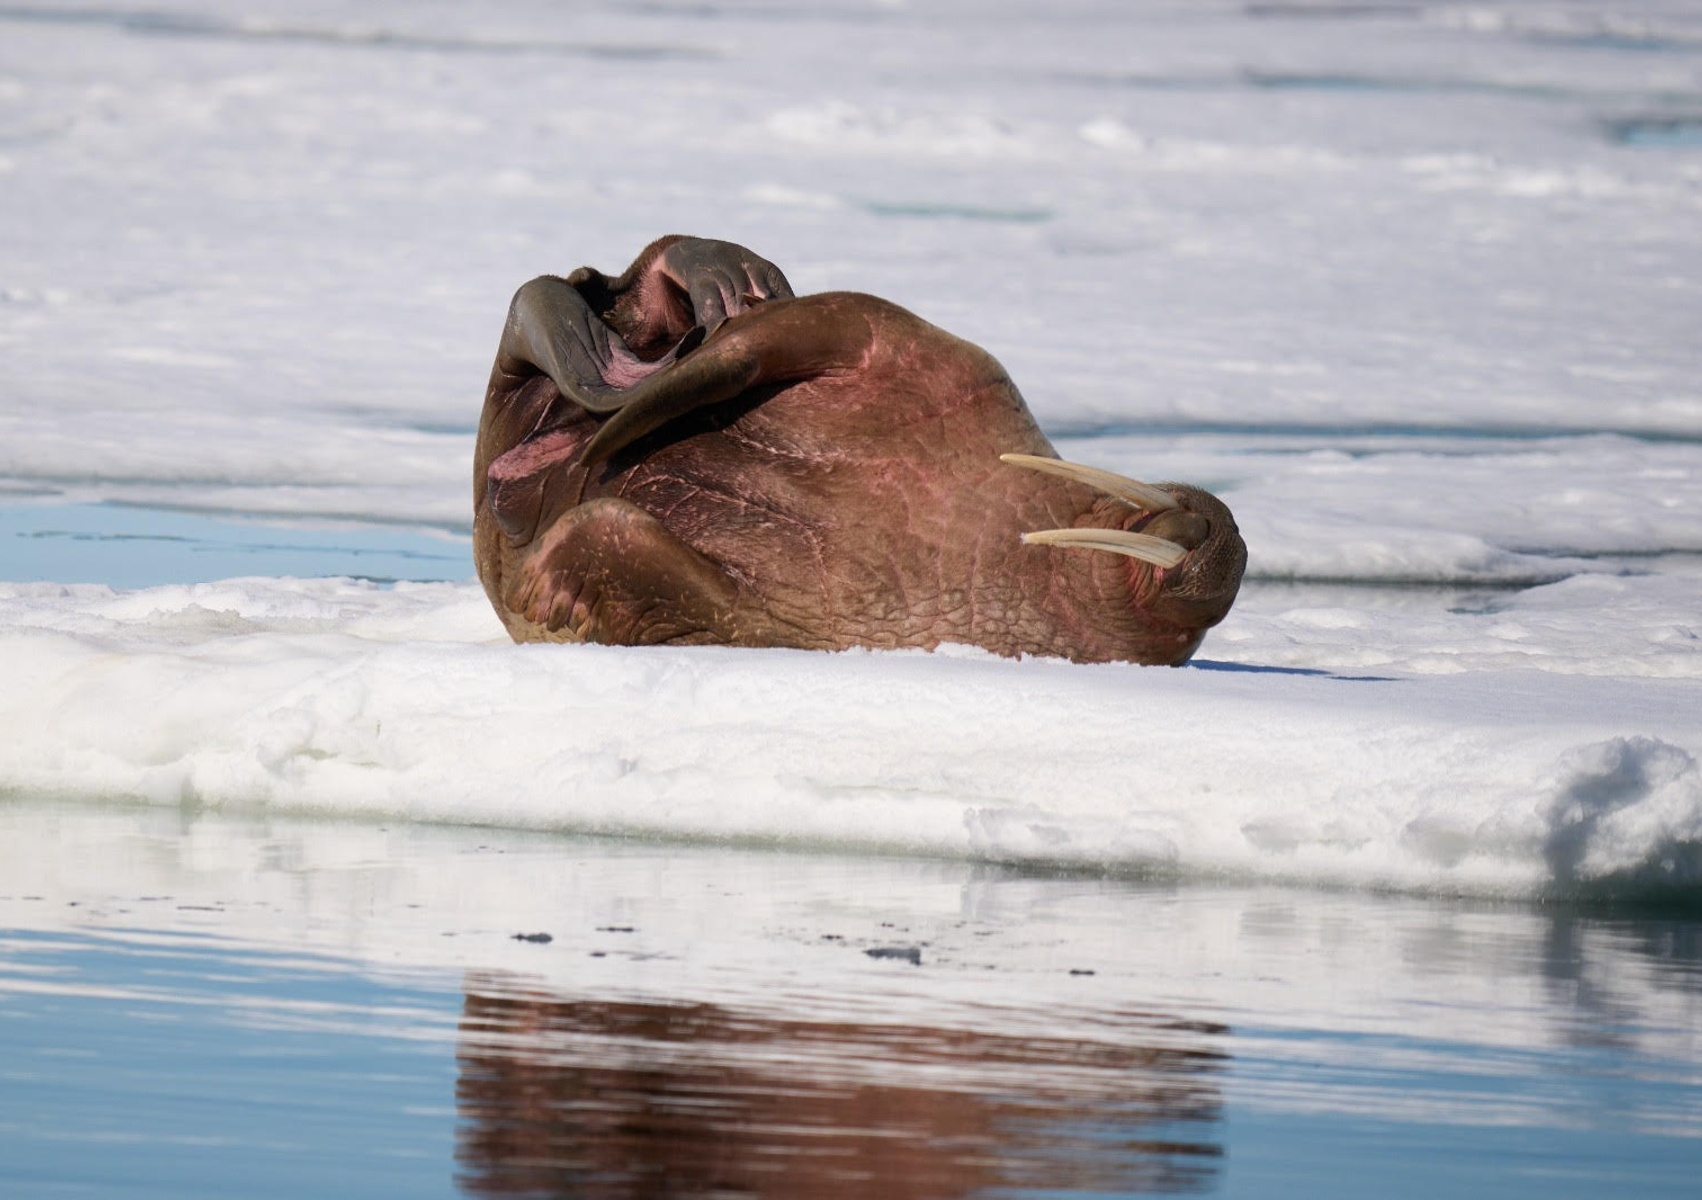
2, 506, 1699, 1197
2, 798, 1700, 1199
0, 502, 470, 588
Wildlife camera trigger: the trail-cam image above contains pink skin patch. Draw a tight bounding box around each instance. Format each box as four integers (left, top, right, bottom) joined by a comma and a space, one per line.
599, 337, 685, 390
487, 427, 592, 542
489, 427, 586, 486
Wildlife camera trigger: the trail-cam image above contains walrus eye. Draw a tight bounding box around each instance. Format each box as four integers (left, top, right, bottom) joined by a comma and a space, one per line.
1019, 527, 1188, 569
998, 453, 1180, 513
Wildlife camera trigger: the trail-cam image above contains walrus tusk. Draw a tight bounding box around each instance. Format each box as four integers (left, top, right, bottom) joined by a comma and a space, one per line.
1020, 527, 1189, 568
999, 453, 1180, 513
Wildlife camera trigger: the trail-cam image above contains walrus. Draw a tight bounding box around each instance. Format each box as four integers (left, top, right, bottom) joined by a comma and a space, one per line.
473, 236, 1246, 665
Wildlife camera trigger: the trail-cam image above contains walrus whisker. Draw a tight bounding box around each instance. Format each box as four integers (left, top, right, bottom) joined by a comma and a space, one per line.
1021, 527, 1189, 569
999, 453, 1180, 513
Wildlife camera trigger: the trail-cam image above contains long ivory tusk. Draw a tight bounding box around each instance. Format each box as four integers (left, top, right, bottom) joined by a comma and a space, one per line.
999, 453, 1179, 512
1021, 527, 1189, 569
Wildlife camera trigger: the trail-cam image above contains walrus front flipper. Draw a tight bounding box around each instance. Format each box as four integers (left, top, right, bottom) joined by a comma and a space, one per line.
497, 276, 676, 415
567, 235, 795, 356
505, 497, 771, 647
575, 295, 867, 486
497, 238, 796, 420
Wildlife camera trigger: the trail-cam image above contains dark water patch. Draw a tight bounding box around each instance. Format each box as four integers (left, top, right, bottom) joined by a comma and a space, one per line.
1527, 32, 1702, 54
1189, 659, 1399, 682
863, 200, 1053, 223
0, 481, 70, 499
1606, 115, 1702, 147
1244, 577, 1549, 617
1244, 70, 1467, 94
624, 0, 899, 20
402, 420, 480, 437
1257, 5, 1702, 55
1063, 68, 1702, 109
1248, 568, 1573, 588
0, 5, 717, 61
1246, 3, 1423, 18
1051, 419, 1702, 446
1519, 548, 1702, 567
325, 405, 481, 439
628, 0, 897, 21
0, 503, 470, 588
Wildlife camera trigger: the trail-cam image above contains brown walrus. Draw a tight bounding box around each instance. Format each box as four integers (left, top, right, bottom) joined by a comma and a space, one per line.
473, 236, 1245, 665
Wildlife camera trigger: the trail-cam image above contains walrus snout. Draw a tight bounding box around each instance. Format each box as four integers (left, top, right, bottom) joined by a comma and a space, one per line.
1002, 453, 1193, 569
999, 453, 1246, 654
1144, 485, 1247, 633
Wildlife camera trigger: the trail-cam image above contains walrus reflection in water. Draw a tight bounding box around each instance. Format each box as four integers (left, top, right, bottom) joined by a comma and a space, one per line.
474, 236, 1246, 665
454, 980, 1225, 1197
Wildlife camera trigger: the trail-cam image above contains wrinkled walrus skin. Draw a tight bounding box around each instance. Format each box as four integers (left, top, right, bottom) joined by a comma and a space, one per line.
474, 236, 1246, 665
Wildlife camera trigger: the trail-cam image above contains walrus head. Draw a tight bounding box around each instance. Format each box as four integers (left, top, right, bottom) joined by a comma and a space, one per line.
1002, 454, 1248, 663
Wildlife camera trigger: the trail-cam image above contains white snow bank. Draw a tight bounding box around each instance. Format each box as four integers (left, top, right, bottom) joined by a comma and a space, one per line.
2, 577, 1697, 898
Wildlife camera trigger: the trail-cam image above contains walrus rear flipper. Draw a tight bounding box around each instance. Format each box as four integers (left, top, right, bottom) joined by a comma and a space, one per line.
506, 497, 772, 647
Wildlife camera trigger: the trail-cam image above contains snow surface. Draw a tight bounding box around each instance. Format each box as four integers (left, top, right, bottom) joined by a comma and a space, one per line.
1, 0, 1699, 896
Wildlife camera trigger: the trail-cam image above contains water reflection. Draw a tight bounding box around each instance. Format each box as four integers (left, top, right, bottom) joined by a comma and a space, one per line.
454, 978, 1227, 1198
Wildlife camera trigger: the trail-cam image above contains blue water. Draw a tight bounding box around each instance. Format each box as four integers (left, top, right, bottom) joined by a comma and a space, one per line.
0, 929, 459, 1200
0, 503, 471, 588
1228, 1030, 1702, 1200
1607, 118, 1702, 148
4, 849, 1701, 1200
